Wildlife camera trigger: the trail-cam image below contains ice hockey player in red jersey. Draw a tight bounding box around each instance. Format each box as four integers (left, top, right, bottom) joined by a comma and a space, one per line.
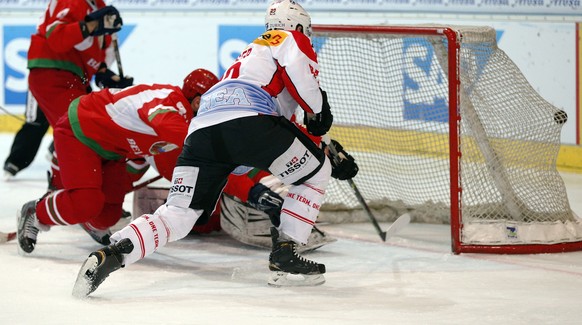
72, 0, 339, 296
17, 69, 219, 255
27, 0, 133, 128
18, 0, 131, 183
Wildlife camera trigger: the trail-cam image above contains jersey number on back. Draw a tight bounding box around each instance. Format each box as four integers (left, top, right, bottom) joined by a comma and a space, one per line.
223, 47, 253, 81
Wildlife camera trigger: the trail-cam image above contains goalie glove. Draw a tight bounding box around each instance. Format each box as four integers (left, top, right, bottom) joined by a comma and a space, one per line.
324, 139, 359, 180
304, 89, 333, 136
95, 63, 134, 89
84, 5, 123, 36
247, 183, 284, 227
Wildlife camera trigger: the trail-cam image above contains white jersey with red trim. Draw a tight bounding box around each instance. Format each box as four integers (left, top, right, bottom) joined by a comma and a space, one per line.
190, 29, 322, 134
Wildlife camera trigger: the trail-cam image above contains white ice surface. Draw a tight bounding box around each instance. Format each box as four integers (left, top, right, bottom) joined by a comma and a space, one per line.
1, 134, 582, 325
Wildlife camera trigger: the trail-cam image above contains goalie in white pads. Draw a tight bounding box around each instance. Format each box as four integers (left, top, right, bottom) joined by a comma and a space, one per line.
221, 171, 335, 253
73, 0, 342, 296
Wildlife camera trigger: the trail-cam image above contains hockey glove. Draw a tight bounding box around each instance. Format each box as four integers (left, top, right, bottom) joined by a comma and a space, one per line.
84, 6, 123, 36
325, 139, 359, 180
95, 63, 134, 89
248, 183, 284, 226
305, 89, 333, 136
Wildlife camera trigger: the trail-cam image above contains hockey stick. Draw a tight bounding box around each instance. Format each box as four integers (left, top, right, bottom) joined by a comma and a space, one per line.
112, 34, 124, 78
384, 213, 411, 239
0, 176, 163, 244
324, 135, 389, 241
129, 174, 163, 193
0, 231, 16, 243
0, 104, 26, 122
346, 178, 388, 241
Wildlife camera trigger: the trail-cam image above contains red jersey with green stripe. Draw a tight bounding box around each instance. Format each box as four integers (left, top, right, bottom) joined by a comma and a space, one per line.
27, 0, 110, 81
65, 84, 192, 179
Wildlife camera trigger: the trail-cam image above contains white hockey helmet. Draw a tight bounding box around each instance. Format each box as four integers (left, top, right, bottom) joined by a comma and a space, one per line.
265, 0, 312, 38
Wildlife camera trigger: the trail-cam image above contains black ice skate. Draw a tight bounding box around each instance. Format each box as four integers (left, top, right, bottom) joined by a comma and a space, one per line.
72, 238, 134, 298
80, 223, 112, 245
3, 162, 19, 180
17, 200, 48, 254
268, 227, 326, 287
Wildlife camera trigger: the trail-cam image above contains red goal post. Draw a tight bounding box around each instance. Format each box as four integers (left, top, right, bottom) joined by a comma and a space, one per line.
311, 24, 582, 254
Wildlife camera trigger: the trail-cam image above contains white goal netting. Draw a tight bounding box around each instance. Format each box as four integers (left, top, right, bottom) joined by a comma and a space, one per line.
312, 25, 582, 253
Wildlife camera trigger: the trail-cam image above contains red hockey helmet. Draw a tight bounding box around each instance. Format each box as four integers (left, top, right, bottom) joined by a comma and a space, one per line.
182, 69, 219, 101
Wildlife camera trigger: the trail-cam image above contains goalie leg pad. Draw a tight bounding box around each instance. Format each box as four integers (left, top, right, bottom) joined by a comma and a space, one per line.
220, 194, 337, 251
132, 187, 169, 218
298, 226, 337, 253
220, 194, 273, 249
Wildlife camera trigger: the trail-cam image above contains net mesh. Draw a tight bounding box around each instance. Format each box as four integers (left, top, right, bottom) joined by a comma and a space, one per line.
312, 25, 582, 246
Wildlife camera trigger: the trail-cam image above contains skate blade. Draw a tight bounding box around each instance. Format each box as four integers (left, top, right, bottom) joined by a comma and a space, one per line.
16, 208, 30, 257
267, 271, 325, 287
72, 255, 99, 298
16, 241, 27, 256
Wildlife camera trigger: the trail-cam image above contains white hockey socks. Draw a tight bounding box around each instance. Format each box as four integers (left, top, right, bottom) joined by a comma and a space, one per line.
109, 205, 201, 266
278, 160, 331, 244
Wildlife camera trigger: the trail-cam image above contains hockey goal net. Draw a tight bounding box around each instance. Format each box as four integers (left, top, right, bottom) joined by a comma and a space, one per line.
311, 24, 582, 254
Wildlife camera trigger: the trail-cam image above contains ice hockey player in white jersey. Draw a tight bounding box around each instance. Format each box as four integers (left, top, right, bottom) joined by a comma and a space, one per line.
218, 134, 358, 253
73, 0, 338, 297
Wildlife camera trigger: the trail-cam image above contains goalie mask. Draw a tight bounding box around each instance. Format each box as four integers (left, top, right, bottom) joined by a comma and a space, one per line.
265, 0, 312, 39
182, 69, 219, 102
